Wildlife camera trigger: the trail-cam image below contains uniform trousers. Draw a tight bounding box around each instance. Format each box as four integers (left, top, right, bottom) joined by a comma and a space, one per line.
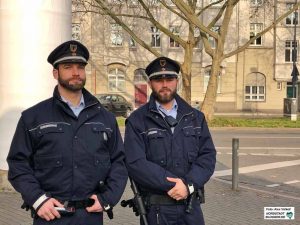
33, 209, 103, 225
141, 200, 205, 225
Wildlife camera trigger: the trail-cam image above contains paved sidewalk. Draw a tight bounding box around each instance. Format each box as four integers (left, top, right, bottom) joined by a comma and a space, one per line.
0, 178, 299, 225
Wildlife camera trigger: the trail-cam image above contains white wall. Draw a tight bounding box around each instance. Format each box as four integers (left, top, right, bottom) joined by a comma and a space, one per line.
0, 0, 72, 170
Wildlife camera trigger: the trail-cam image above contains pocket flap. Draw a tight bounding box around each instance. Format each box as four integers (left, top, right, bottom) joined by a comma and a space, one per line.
147, 130, 166, 139
37, 124, 64, 136
194, 127, 202, 136
91, 124, 106, 132
34, 155, 63, 169
182, 127, 196, 136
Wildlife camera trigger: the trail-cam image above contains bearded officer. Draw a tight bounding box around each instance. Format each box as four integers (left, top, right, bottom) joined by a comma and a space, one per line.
124, 56, 216, 225
7, 40, 128, 225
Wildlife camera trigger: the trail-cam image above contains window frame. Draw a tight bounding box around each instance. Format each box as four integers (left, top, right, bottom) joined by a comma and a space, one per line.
285, 40, 298, 63
245, 85, 265, 101
150, 26, 161, 48
244, 72, 266, 102
110, 23, 123, 47
169, 25, 180, 48
250, 23, 263, 46
286, 3, 299, 26
108, 68, 126, 92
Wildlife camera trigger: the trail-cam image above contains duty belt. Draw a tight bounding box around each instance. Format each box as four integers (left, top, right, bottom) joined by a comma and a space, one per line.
147, 194, 186, 206
64, 199, 94, 209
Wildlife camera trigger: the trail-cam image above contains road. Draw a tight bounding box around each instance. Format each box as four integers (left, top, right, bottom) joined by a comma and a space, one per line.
210, 128, 300, 199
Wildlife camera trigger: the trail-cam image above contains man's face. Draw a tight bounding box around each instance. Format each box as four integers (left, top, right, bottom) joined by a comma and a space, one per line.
53, 63, 86, 92
149, 77, 178, 104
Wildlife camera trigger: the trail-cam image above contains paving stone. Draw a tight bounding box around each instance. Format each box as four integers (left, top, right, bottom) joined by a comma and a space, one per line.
0, 179, 299, 225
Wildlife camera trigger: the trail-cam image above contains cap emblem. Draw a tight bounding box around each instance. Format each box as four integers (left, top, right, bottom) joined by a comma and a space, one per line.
160, 59, 166, 71
70, 44, 77, 56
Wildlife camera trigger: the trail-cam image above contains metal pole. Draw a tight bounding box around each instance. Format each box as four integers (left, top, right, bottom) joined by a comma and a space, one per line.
232, 138, 239, 191
293, 0, 298, 98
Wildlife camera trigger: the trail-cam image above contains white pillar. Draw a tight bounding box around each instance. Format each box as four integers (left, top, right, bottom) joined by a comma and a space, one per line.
0, 0, 72, 170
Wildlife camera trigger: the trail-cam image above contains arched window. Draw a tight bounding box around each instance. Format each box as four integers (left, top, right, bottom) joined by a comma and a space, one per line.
245, 72, 265, 101
108, 68, 125, 92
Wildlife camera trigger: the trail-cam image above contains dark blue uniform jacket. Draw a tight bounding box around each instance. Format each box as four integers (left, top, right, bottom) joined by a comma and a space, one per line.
7, 87, 128, 208
124, 94, 216, 194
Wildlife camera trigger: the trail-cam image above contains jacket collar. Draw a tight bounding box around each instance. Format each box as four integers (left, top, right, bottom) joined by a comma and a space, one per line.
53, 85, 99, 107
148, 93, 193, 116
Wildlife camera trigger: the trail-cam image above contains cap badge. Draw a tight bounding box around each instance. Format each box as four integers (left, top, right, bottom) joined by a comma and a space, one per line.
160, 59, 166, 71
70, 44, 77, 56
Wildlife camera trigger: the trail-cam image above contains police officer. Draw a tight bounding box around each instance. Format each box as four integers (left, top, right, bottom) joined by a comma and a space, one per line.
124, 57, 216, 225
7, 40, 128, 225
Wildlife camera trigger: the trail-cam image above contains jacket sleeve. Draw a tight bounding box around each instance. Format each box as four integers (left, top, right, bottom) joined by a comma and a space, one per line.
7, 116, 45, 206
98, 118, 128, 207
124, 119, 176, 192
183, 114, 216, 189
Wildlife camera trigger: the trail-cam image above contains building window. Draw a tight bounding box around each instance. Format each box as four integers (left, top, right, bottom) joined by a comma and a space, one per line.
110, 23, 123, 46
250, 0, 263, 6
208, 26, 220, 49
286, 3, 299, 26
169, 26, 180, 48
285, 40, 298, 62
108, 68, 125, 92
151, 26, 160, 47
245, 73, 265, 101
134, 68, 147, 82
203, 69, 221, 93
250, 23, 263, 46
72, 23, 81, 41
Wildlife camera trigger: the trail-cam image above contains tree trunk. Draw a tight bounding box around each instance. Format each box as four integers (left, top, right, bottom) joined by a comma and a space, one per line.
180, 44, 194, 104
201, 57, 222, 121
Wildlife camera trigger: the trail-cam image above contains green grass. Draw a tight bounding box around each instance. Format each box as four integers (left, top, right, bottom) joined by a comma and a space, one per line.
117, 116, 300, 128
117, 117, 126, 127
208, 117, 300, 128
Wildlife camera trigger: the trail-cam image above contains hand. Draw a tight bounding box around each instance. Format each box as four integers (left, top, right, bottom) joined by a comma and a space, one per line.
166, 177, 188, 200
86, 194, 103, 213
37, 198, 64, 221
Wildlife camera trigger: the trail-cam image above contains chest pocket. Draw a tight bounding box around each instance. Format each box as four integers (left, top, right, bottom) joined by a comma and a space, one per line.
146, 129, 167, 167
31, 123, 67, 155
182, 126, 201, 153
87, 123, 112, 152
91, 123, 112, 140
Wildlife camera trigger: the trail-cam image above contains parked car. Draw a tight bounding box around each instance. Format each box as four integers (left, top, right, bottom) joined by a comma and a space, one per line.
95, 94, 133, 118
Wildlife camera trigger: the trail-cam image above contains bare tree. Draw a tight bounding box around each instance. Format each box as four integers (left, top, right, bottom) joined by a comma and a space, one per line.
73, 0, 300, 120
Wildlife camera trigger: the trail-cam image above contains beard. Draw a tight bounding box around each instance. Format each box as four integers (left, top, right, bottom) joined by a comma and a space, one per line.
152, 87, 177, 104
57, 73, 86, 92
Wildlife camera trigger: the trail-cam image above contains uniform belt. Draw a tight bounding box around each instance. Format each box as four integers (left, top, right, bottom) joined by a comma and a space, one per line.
148, 194, 186, 206
65, 199, 94, 209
